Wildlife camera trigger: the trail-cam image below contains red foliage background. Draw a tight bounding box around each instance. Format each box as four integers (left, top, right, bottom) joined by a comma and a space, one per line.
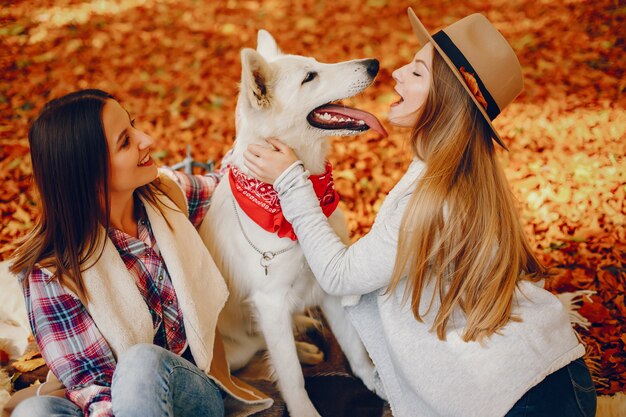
1, 0, 624, 394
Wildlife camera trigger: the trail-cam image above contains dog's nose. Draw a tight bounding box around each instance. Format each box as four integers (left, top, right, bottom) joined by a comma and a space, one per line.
364, 59, 379, 77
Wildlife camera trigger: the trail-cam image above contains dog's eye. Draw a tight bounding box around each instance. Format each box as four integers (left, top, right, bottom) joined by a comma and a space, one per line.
302, 72, 318, 85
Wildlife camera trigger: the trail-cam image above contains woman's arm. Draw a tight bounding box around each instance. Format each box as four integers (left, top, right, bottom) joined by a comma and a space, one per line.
277, 162, 409, 295
24, 269, 116, 417
160, 168, 220, 228
245, 140, 410, 296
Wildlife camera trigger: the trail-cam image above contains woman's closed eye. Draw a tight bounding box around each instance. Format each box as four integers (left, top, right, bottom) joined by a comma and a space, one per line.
119, 119, 136, 148
120, 133, 130, 148
412, 72, 421, 77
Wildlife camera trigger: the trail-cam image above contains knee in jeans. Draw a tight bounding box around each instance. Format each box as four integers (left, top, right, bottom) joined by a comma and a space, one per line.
12, 396, 69, 417
117, 343, 167, 370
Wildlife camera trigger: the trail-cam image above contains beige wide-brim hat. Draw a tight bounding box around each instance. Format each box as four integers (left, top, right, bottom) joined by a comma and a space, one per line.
407, 7, 523, 150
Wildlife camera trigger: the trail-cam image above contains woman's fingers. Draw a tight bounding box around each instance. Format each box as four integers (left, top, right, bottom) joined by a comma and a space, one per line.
249, 139, 291, 158
266, 138, 289, 153
242, 160, 264, 181
243, 149, 271, 182
244, 167, 263, 182
246, 143, 268, 158
243, 148, 258, 161
244, 139, 299, 184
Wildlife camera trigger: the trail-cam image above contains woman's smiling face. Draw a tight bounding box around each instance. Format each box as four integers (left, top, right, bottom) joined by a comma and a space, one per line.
102, 99, 158, 196
388, 43, 434, 128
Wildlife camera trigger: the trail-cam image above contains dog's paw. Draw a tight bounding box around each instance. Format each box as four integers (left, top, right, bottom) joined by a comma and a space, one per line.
293, 314, 322, 336
295, 341, 324, 365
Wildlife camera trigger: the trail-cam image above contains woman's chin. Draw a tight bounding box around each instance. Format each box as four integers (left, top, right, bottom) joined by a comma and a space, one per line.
387, 107, 421, 129
139, 165, 159, 187
387, 116, 414, 129
148, 166, 159, 182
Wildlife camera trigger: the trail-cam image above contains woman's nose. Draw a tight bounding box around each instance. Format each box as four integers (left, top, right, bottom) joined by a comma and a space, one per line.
392, 65, 408, 83
137, 131, 155, 149
392, 68, 401, 83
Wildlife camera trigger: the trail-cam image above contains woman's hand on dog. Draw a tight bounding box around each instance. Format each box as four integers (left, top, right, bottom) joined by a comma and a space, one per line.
245, 138, 299, 184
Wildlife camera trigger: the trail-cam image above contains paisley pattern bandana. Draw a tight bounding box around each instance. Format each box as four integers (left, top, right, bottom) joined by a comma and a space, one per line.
228, 162, 340, 241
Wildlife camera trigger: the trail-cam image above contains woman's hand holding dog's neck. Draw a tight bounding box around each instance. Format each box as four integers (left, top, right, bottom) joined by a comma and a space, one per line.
244, 138, 299, 185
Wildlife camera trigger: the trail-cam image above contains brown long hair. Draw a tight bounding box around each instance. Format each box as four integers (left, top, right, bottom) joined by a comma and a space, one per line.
387, 51, 547, 342
10, 89, 168, 297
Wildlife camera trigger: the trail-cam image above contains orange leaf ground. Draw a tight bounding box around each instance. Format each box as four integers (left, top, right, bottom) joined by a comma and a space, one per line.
1, 0, 624, 395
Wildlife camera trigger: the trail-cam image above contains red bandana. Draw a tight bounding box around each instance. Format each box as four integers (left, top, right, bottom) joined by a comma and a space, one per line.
228, 162, 340, 241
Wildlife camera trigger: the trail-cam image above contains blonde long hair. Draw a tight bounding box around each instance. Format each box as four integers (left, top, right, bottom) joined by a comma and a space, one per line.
387, 50, 546, 342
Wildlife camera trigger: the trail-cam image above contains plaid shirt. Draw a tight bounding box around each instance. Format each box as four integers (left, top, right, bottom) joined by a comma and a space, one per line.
21, 169, 220, 417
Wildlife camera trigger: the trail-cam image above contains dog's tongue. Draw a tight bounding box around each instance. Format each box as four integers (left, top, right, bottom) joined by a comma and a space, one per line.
319, 104, 388, 137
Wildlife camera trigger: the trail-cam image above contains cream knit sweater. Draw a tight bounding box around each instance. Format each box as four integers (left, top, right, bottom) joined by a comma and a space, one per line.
274, 158, 584, 417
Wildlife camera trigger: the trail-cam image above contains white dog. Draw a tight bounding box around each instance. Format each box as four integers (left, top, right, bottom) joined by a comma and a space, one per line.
204, 30, 386, 417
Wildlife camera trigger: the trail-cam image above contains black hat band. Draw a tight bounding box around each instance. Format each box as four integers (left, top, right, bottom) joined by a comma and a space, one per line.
432, 30, 501, 120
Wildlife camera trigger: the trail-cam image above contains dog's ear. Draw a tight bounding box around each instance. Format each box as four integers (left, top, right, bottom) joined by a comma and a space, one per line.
256, 30, 282, 59
241, 48, 274, 109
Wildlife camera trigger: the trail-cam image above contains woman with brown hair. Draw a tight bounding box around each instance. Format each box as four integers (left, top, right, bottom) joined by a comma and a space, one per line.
8, 89, 271, 417
244, 8, 597, 417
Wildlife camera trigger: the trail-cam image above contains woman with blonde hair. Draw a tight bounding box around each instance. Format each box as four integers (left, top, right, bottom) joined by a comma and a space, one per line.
244, 8, 597, 417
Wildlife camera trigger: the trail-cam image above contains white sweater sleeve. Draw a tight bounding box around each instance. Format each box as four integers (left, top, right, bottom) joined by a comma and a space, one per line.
274, 162, 411, 296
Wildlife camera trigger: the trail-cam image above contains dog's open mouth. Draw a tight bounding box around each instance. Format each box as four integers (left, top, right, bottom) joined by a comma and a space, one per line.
307, 104, 388, 137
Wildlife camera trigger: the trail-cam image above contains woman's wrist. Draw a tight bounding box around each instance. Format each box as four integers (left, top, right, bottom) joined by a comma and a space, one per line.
274, 160, 306, 192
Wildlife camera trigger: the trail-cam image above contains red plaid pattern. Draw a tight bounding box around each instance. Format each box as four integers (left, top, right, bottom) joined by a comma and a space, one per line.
108, 210, 188, 354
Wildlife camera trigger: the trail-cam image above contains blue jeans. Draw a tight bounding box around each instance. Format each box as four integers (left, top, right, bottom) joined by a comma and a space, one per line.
505, 357, 597, 417
11, 344, 225, 417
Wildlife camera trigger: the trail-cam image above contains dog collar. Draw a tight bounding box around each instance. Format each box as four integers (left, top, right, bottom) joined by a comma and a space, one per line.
228, 162, 340, 241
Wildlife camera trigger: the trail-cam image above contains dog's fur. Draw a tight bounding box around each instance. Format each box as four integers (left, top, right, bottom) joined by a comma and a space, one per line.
205, 30, 378, 417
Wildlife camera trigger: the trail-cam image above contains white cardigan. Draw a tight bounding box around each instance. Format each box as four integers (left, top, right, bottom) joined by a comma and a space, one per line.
274, 159, 584, 417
